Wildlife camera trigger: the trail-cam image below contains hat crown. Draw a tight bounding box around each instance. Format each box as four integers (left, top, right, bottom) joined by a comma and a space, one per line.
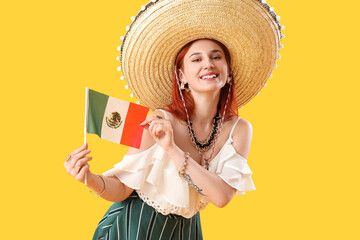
119, 0, 283, 110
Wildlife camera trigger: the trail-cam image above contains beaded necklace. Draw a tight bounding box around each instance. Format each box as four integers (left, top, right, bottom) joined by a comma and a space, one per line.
175, 67, 232, 170
187, 113, 221, 152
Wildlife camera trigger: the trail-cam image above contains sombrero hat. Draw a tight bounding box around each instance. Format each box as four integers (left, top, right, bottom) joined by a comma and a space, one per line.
117, 0, 284, 110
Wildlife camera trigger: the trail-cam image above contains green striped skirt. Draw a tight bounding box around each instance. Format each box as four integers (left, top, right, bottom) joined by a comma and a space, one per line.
92, 191, 203, 240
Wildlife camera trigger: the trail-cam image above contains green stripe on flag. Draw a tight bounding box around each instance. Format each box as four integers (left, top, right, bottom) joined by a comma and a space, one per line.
87, 89, 109, 136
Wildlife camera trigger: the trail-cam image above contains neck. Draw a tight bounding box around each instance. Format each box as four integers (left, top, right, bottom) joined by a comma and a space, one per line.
190, 91, 220, 125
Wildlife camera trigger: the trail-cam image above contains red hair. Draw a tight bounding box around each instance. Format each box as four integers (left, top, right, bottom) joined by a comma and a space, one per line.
166, 39, 238, 121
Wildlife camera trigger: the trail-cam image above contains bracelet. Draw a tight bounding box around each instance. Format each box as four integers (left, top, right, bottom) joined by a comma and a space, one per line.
90, 174, 106, 196
178, 152, 189, 177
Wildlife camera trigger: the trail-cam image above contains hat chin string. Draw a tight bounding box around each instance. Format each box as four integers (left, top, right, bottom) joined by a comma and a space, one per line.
175, 64, 231, 168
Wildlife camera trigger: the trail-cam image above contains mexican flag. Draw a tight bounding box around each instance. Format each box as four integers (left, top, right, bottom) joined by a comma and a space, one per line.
84, 88, 149, 149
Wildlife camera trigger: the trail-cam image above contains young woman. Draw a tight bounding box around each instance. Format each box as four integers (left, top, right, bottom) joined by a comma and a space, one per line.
64, 0, 283, 239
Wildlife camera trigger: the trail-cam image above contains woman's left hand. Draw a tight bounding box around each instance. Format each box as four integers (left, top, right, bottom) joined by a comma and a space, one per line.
140, 115, 175, 152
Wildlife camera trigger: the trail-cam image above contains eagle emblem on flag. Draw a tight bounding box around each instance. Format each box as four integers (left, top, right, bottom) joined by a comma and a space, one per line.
106, 112, 122, 129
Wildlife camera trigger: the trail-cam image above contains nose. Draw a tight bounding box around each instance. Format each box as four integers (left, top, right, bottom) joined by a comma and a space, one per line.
203, 57, 214, 69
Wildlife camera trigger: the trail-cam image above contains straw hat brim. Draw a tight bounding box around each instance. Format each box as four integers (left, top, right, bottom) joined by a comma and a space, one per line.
120, 0, 282, 110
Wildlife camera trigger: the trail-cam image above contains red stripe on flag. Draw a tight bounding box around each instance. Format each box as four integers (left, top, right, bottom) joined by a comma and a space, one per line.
120, 103, 149, 148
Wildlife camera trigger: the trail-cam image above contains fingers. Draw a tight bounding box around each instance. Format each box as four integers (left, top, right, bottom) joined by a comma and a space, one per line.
75, 164, 90, 183
154, 123, 166, 138
66, 155, 91, 174
148, 120, 157, 136
73, 157, 93, 174
66, 157, 91, 180
64, 145, 91, 174
140, 118, 152, 126
70, 143, 88, 158
69, 149, 91, 169
140, 115, 164, 126
64, 144, 92, 184
142, 115, 174, 151
65, 143, 88, 165
148, 120, 163, 137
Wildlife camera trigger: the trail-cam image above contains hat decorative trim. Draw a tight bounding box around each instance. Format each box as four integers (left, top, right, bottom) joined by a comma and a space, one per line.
117, 0, 285, 110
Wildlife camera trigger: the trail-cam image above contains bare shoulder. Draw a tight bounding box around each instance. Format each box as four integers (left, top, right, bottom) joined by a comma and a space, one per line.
126, 109, 166, 155
231, 117, 253, 159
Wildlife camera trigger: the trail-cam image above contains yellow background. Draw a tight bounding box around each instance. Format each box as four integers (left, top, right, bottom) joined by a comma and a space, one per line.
1, 0, 359, 239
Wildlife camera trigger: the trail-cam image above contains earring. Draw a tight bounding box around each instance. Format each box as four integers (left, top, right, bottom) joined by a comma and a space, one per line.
180, 81, 186, 90
185, 83, 191, 93
226, 76, 232, 84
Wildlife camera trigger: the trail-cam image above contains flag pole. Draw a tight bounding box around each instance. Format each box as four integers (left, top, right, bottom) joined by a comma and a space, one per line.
84, 87, 89, 186
84, 87, 89, 145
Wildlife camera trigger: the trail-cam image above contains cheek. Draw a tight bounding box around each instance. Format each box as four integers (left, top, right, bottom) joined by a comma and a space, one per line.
216, 60, 229, 74
225, 65, 231, 76
220, 64, 229, 77
183, 65, 199, 78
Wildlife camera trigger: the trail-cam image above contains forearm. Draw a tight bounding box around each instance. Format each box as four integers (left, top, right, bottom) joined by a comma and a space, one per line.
167, 146, 236, 208
86, 173, 132, 202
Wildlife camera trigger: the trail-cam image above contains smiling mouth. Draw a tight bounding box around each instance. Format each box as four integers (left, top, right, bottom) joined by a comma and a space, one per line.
200, 74, 218, 80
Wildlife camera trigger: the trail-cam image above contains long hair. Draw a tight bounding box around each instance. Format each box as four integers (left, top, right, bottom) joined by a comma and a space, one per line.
166, 39, 238, 121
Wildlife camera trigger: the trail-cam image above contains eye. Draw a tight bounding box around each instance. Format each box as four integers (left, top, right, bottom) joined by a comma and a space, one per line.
212, 56, 221, 60
192, 58, 201, 62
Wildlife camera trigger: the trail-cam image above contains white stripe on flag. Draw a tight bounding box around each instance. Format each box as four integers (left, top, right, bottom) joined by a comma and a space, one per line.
100, 96, 130, 143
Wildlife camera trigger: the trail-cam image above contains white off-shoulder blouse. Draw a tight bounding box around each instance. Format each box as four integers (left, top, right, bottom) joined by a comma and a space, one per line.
103, 110, 256, 218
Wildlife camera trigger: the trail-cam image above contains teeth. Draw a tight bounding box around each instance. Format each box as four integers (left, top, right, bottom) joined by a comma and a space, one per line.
201, 74, 217, 79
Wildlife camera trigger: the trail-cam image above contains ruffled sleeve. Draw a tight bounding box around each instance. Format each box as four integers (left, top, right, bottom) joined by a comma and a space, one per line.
102, 144, 191, 208
213, 140, 256, 195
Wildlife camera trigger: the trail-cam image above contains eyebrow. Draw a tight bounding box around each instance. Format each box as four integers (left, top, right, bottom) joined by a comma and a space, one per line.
188, 49, 223, 59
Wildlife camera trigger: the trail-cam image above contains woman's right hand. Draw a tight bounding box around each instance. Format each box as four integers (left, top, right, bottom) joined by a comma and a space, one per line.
140, 112, 176, 153
64, 143, 93, 184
